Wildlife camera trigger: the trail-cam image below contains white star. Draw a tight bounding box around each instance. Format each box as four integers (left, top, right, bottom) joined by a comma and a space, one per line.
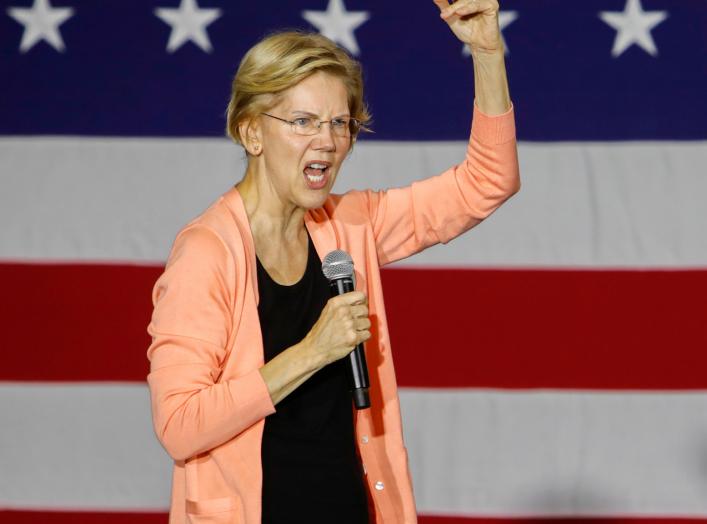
155, 0, 221, 53
302, 0, 370, 56
599, 0, 668, 57
463, 11, 518, 56
7, 0, 74, 53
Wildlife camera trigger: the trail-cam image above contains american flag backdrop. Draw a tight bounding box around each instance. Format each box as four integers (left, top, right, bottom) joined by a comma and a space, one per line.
1, 0, 707, 522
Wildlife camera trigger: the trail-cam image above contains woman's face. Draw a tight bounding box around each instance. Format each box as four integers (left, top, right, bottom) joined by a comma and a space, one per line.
256, 71, 352, 211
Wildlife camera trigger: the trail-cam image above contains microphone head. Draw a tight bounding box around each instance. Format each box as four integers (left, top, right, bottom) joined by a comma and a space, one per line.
322, 250, 354, 281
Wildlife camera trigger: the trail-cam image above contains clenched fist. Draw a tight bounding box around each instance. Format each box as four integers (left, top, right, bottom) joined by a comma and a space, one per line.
302, 291, 371, 368
433, 0, 504, 55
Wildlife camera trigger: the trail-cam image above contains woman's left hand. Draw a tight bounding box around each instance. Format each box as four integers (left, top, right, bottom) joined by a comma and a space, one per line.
433, 0, 503, 55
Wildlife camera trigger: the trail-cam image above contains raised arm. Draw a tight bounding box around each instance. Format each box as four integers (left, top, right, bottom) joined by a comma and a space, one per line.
359, 1, 519, 266
434, 0, 511, 115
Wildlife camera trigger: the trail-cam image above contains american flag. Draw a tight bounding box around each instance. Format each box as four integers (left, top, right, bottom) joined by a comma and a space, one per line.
2, 0, 706, 522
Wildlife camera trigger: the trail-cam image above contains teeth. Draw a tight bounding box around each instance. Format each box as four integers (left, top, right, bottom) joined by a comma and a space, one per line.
306, 173, 324, 182
308, 163, 327, 169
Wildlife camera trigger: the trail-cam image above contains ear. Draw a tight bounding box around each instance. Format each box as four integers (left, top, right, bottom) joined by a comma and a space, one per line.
238, 117, 263, 156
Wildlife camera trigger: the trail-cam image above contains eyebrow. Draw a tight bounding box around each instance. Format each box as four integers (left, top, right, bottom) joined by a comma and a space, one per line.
290, 110, 351, 118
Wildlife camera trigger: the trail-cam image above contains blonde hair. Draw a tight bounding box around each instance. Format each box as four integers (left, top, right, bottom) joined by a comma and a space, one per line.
225, 30, 371, 147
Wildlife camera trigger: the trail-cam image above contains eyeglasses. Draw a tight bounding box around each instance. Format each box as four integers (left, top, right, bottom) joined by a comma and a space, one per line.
261, 113, 361, 138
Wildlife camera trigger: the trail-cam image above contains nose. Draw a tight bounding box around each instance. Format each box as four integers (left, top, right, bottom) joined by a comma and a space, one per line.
312, 122, 336, 151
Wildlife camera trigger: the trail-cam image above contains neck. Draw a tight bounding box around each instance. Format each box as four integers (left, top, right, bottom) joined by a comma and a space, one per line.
236, 160, 307, 243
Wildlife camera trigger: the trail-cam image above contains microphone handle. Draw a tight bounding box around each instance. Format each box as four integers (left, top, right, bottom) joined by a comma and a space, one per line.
329, 277, 371, 410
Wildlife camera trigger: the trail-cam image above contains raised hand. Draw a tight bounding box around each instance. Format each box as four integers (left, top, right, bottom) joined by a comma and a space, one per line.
433, 0, 503, 55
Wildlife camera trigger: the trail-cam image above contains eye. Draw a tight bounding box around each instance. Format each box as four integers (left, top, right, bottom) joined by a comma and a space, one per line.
331, 117, 349, 128
292, 117, 312, 128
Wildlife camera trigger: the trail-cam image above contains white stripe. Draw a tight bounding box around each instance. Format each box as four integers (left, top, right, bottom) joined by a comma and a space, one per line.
0, 383, 171, 510
3, 383, 707, 516
1, 138, 706, 268
401, 389, 707, 516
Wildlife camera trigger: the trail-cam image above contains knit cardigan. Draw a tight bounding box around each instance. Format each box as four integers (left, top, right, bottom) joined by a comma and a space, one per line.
147, 104, 519, 524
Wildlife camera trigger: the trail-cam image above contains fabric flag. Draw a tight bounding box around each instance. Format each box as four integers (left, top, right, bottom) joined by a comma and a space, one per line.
1, 0, 706, 522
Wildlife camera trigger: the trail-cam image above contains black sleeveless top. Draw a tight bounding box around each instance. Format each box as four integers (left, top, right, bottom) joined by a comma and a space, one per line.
257, 233, 369, 524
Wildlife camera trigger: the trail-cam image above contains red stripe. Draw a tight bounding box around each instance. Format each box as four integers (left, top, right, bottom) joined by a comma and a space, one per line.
0, 263, 158, 382
0, 511, 165, 524
2, 512, 707, 524
382, 268, 707, 389
2, 263, 707, 388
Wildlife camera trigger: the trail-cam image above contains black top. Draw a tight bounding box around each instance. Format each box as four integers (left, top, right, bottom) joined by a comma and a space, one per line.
257, 233, 369, 524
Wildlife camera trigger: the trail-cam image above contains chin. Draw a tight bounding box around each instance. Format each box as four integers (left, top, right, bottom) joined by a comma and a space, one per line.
296, 177, 336, 210
298, 189, 331, 210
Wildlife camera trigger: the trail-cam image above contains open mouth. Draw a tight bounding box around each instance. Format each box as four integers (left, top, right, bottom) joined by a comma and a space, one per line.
303, 161, 331, 189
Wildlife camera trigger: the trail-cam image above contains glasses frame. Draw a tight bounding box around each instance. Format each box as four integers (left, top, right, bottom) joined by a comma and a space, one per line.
261, 112, 361, 138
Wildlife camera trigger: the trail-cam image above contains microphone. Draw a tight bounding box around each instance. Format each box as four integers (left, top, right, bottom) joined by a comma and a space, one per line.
322, 250, 371, 410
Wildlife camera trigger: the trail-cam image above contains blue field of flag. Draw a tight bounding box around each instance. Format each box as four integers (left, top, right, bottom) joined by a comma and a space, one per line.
1, 0, 705, 140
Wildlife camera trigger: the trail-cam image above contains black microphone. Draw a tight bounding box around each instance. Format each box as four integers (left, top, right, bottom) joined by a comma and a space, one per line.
321, 250, 371, 410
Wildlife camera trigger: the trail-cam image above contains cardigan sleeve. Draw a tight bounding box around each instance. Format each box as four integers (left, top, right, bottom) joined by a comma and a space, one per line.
146, 225, 275, 461
360, 104, 520, 266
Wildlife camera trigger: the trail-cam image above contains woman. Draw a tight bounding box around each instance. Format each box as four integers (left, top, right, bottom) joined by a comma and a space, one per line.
147, 1, 520, 522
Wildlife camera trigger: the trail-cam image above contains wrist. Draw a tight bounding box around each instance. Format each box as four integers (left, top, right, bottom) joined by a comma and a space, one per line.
471, 47, 505, 63
472, 51, 511, 116
296, 338, 326, 372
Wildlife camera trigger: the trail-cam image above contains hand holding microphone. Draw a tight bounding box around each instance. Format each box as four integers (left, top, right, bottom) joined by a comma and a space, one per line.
322, 250, 371, 410
300, 249, 372, 409
302, 290, 371, 368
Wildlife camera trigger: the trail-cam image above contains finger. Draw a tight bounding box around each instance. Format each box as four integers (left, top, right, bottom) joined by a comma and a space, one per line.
452, 2, 496, 18
350, 304, 369, 319
441, 0, 481, 20
352, 328, 370, 346
432, 0, 451, 14
355, 317, 371, 331
341, 290, 367, 305
329, 292, 362, 309
454, 4, 484, 17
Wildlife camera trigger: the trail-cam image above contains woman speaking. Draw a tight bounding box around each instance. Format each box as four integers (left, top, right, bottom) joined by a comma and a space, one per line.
147, 1, 520, 522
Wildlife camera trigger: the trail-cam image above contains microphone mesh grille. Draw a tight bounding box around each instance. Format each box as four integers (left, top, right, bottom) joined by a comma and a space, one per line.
322, 250, 354, 281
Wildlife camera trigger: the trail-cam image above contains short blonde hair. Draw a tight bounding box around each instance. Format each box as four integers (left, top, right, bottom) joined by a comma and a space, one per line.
225, 30, 371, 147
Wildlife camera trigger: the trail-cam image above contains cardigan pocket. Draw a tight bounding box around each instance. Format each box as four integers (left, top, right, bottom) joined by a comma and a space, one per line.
186, 495, 240, 523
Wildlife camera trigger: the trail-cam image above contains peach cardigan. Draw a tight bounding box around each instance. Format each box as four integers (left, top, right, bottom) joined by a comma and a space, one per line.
147, 104, 519, 524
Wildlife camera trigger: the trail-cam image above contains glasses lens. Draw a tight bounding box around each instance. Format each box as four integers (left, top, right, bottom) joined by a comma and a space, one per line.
332, 119, 348, 137
291, 117, 359, 138
292, 118, 316, 136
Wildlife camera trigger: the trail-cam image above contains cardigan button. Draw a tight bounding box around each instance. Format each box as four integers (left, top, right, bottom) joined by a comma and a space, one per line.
361, 435, 369, 444
375, 481, 385, 491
